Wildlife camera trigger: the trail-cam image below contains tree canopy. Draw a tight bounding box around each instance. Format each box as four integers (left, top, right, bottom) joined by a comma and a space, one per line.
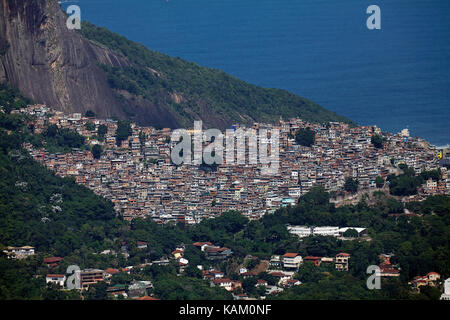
295, 127, 316, 147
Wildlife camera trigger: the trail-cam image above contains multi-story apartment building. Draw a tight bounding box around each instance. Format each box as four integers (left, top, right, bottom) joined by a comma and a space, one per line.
80, 269, 106, 290
335, 253, 350, 271
282, 253, 303, 270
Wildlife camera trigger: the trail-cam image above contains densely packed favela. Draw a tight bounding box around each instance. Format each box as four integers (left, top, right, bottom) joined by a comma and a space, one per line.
19, 104, 448, 223
1, 103, 449, 301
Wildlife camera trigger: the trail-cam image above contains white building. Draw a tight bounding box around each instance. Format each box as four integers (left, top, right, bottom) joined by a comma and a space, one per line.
440, 278, 450, 300
2, 246, 35, 259
400, 128, 410, 137
313, 226, 340, 237
282, 253, 303, 269
46, 274, 66, 287
265, 285, 284, 295
211, 278, 233, 291
287, 225, 367, 238
288, 187, 301, 198
286, 225, 312, 238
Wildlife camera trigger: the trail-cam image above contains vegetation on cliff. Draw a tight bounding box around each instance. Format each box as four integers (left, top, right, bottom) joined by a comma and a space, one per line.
79, 22, 354, 128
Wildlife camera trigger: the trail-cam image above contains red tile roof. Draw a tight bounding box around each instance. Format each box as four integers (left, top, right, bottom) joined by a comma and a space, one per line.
210, 270, 224, 274
257, 279, 268, 284
105, 268, 120, 275
336, 252, 350, 257
304, 256, 322, 260
193, 242, 213, 247
283, 253, 298, 258
46, 274, 65, 278
136, 296, 159, 300
213, 278, 232, 284
43, 257, 64, 264
270, 272, 286, 277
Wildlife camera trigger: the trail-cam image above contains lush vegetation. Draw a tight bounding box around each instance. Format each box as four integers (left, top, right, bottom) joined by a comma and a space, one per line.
387, 164, 441, 196
85, 110, 96, 118
344, 177, 359, 193
85, 122, 95, 132
23, 124, 87, 154
41, 124, 86, 153
0, 128, 121, 256
79, 22, 354, 128
115, 120, 132, 146
375, 176, 385, 188
91, 144, 102, 159
0, 86, 448, 300
98, 124, 108, 137
294, 127, 316, 147
0, 83, 33, 113
1, 138, 449, 300
371, 134, 385, 149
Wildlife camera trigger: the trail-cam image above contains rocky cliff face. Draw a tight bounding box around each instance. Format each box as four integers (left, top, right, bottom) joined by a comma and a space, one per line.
0, 0, 179, 125
0, 0, 352, 129
0, 0, 125, 118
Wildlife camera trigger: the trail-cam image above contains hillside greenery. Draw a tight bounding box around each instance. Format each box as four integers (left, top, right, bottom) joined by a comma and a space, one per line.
0, 83, 33, 114
0, 86, 448, 300
387, 164, 441, 196
294, 127, 316, 147
115, 120, 132, 146
79, 22, 354, 128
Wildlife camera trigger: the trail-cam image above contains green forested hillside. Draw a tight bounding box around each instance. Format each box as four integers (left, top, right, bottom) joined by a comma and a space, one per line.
0, 119, 122, 256
79, 22, 354, 128
0, 87, 230, 300
0, 87, 448, 300
0, 83, 33, 113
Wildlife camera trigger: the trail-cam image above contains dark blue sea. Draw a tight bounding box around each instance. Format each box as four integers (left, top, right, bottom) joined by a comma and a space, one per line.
65, 0, 450, 146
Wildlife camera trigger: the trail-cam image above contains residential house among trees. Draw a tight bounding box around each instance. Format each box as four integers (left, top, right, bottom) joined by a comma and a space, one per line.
43, 257, 64, 268
204, 246, 232, 260
2, 246, 35, 259
378, 254, 400, 277
45, 274, 66, 287
335, 253, 350, 271
282, 253, 303, 270
409, 272, 441, 291
211, 278, 233, 291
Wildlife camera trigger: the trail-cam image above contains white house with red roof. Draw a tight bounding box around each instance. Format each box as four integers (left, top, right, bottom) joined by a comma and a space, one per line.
269, 271, 294, 285
256, 279, 268, 287
211, 278, 233, 291
46, 274, 66, 287
104, 268, 120, 280
282, 253, 303, 269
284, 279, 302, 287
192, 242, 213, 251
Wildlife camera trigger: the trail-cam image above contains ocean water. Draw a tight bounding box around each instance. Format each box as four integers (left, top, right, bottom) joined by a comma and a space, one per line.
65, 0, 450, 146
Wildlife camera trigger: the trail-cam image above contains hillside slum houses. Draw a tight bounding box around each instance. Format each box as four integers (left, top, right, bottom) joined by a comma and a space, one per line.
19, 105, 448, 223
